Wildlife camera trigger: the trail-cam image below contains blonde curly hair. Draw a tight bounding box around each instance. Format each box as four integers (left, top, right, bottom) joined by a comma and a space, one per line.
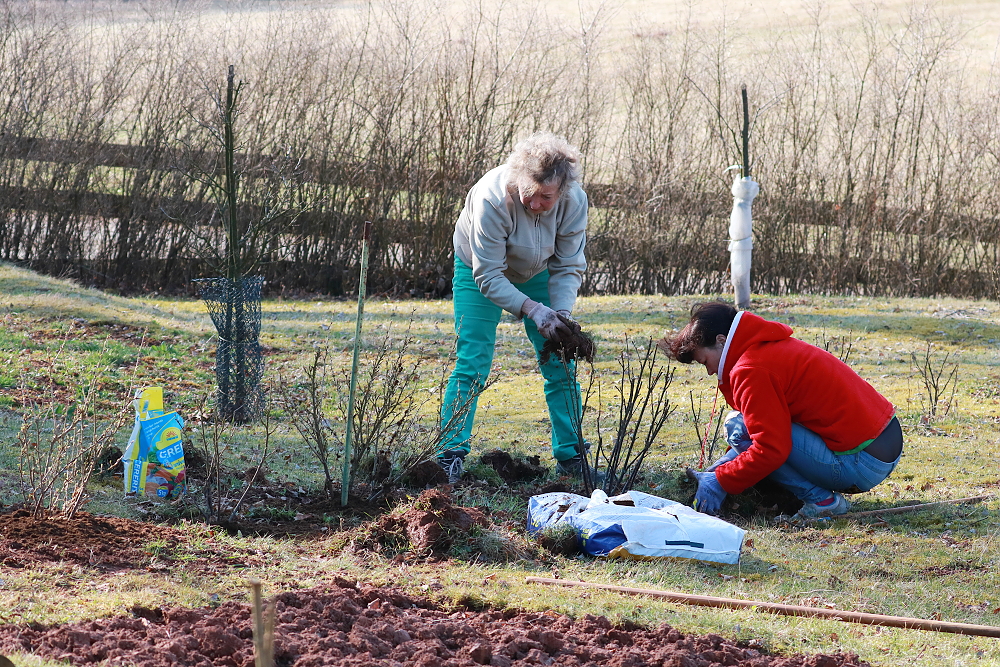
506, 132, 582, 197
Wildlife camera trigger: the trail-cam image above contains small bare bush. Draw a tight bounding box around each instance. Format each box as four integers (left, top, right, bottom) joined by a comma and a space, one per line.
815, 330, 855, 364
15, 355, 131, 519
187, 387, 281, 526
911, 342, 960, 418
567, 336, 676, 495
278, 324, 496, 502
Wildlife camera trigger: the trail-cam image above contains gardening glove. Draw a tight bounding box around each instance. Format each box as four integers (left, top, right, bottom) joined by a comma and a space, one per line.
687, 468, 727, 516
526, 301, 572, 341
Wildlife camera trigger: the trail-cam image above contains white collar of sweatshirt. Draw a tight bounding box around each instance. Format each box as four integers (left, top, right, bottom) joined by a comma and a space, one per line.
717, 311, 745, 386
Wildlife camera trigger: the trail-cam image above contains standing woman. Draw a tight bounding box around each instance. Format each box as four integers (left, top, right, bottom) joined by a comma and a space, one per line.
659, 302, 904, 521
437, 132, 589, 482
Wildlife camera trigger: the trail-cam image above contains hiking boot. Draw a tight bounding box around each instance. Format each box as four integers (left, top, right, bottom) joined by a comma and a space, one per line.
791, 492, 851, 522
554, 455, 606, 485
436, 449, 466, 484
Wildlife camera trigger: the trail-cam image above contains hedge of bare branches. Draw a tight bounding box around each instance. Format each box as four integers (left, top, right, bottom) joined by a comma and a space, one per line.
0, 1, 997, 299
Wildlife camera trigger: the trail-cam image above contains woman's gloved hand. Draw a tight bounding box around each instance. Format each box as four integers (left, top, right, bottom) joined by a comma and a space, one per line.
686, 468, 727, 515
525, 300, 572, 341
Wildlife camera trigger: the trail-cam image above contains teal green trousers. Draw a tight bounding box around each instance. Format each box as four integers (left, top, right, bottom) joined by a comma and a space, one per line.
440, 256, 581, 462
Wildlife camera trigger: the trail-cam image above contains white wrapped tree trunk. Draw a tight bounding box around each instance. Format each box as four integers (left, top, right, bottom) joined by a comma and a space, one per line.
728, 177, 759, 309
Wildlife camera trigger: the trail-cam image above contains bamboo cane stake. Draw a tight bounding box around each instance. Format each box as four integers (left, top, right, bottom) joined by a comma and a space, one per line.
526, 577, 1000, 638
840, 494, 990, 520
248, 580, 274, 667
341, 220, 373, 507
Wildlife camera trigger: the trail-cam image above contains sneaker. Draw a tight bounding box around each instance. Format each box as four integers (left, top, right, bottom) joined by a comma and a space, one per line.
436, 449, 466, 484
792, 492, 851, 521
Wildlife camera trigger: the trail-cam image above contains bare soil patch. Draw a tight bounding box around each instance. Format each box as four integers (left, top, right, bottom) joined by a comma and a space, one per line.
0, 578, 872, 667
0, 510, 260, 572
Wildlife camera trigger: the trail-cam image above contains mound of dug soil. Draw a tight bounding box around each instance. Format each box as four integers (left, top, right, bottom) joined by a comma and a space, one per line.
352, 489, 490, 557
0, 578, 871, 667
348, 489, 541, 563
480, 450, 546, 485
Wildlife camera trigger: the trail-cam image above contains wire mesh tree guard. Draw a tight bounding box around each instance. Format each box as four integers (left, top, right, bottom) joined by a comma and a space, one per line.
196, 276, 265, 423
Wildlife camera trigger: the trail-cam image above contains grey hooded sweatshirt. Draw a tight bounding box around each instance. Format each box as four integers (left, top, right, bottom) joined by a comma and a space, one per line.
453, 165, 588, 316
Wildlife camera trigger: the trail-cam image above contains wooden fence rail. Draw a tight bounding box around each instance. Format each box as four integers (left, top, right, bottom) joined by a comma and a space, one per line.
0, 135, 996, 298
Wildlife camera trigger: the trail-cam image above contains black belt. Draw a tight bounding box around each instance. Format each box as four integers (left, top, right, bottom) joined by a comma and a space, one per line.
863, 417, 903, 463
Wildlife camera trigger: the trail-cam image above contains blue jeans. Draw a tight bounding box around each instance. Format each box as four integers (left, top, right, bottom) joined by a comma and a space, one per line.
724, 413, 901, 503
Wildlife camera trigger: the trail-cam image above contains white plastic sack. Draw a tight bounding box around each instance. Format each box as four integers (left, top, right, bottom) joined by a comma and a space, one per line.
728, 177, 759, 309
527, 490, 746, 564
527, 491, 591, 534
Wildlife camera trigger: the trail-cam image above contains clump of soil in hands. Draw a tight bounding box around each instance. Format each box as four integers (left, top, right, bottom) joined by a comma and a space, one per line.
540, 314, 595, 364
0, 578, 874, 667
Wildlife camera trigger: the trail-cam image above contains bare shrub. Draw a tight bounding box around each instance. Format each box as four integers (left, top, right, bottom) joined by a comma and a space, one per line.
276, 347, 339, 498
815, 330, 855, 365
567, 337, 676, 495
14, 343, 132, 519
911, 342, 960, 418
187, 387, 281, 526
278, 324, 497, 502
0, 2, 996, 298
688, 390, 725, 469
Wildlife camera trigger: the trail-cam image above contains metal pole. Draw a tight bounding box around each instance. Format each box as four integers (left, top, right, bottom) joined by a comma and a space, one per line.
341, 221, 373, 507
741, 84, 750, 179
526, 577, 1000, 638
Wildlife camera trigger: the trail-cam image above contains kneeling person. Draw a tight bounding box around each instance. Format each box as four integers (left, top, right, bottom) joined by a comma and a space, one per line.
659, 302, 903, 520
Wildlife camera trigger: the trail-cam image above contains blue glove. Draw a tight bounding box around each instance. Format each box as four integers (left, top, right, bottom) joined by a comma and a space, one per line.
690, 469, 727, 515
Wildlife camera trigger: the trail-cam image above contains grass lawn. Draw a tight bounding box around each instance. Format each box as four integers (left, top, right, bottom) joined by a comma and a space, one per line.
2, 261, 1000, 666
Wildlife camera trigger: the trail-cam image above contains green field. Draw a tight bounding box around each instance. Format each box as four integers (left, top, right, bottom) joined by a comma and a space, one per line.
2, 262, 1000, 665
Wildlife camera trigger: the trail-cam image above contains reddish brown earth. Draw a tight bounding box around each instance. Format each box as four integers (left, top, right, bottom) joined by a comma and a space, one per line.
350, 488, 494, 557
0, 579, 872, 667
0, 510, 262, 572
0, 510, 182, 569
0, 501, 871, 667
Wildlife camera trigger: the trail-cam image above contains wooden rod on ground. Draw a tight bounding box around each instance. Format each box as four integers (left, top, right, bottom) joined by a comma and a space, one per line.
845, 494, 990, 520
526, 577, 1000, 638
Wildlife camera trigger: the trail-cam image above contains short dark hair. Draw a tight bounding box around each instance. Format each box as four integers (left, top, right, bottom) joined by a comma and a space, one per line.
657, 302, 738, 363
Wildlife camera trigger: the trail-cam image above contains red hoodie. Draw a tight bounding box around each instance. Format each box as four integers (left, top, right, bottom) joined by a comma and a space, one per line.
713, 312, 895, 495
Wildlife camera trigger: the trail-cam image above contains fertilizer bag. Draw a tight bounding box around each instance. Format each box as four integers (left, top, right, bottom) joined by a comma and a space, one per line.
122, 387, 187, 499
528, 490, 745, 565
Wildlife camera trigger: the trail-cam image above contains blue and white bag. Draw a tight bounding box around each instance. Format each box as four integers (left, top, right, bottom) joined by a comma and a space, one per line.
528, 489, 745, 564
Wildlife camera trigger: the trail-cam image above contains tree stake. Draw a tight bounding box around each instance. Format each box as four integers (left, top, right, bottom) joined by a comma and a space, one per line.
342, 221, 373, 507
